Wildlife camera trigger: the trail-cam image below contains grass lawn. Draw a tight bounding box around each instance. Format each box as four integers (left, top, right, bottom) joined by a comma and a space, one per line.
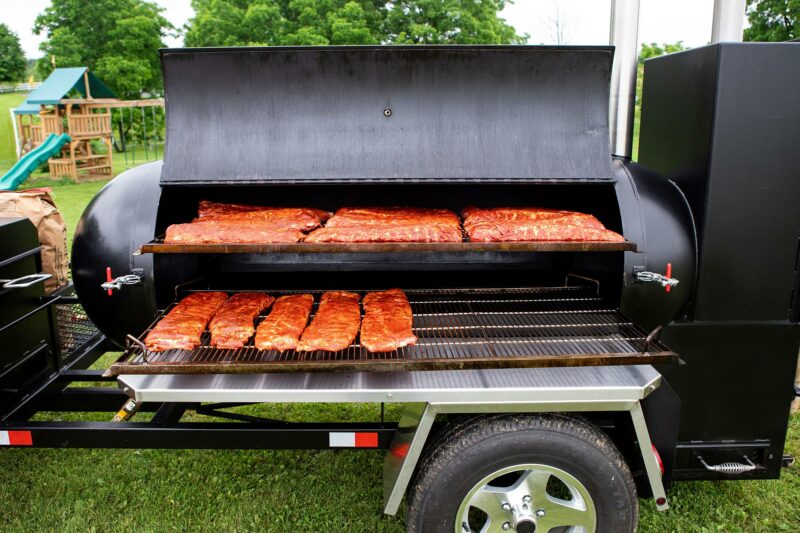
0, 401, 796, 531
1, 93, 799, 532
0, 93, 27, 173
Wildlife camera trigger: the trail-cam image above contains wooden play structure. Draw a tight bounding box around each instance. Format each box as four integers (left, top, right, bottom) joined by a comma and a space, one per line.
13, 68, 163, 182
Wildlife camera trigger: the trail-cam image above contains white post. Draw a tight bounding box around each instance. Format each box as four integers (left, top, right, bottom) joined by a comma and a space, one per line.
608, 0, 641, 159
9, 109, 21, 159
711, 0, 746, 42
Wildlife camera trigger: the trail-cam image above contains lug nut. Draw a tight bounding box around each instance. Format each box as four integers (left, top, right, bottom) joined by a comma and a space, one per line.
522, 495, 531, 504
501, 522, 512, 530
536, 509, 546, 518
501, 502, 512, 512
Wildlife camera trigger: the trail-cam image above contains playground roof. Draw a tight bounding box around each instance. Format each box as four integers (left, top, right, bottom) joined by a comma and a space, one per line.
14, 68, 117, 114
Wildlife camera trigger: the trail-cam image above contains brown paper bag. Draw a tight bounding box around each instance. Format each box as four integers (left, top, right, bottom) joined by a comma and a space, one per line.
0, 188, 69, 291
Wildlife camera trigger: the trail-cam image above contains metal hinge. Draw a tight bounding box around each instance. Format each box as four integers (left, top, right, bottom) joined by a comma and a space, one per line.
698, 455, 757, 475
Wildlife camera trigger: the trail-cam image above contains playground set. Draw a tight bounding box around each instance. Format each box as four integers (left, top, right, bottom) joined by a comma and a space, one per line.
2, 67, 163, 190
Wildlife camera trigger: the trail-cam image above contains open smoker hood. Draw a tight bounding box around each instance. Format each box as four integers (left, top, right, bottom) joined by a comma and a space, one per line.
159, 45, 615, 185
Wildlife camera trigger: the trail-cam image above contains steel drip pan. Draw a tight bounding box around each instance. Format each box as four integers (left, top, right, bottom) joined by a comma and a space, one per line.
106, 286, 677, 376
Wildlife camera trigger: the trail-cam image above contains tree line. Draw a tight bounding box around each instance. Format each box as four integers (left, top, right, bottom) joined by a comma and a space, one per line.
0, 0, 797, 96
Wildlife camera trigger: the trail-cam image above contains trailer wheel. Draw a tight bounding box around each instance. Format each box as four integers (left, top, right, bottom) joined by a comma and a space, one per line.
406, 414, 637, 533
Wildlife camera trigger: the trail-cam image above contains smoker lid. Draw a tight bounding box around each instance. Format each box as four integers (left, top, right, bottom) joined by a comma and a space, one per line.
160, 46, 615, 185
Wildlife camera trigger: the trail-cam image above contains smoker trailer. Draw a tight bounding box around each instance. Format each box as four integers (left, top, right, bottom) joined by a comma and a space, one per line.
1, 43, 799, 532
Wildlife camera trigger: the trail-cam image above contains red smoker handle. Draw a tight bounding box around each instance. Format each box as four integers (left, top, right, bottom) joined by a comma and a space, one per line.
665, 263, 672, 293
106, 267, 113, 296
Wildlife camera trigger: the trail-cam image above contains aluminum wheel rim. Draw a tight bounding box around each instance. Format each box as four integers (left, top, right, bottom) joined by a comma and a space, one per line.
455, 463, 597, 533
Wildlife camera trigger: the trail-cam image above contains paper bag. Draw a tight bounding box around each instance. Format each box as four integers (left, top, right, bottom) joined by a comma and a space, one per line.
0, 188, 69, 291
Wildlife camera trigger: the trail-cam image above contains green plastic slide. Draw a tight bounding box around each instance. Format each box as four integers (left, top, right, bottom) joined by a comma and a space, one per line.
0, 133, 72, 191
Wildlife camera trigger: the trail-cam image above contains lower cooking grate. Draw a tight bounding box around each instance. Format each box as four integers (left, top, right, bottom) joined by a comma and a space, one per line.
106, 287, 677, 376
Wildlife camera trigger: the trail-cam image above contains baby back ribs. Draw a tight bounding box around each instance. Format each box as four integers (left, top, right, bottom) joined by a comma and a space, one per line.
197, 201, 331, 231
209, 292, 275, 349
306, 206, 463, 243
304, 225, 463, 243
296, 291, 361, 352
462, 207, 623, 243
466, 221, 625, 242
325, 207, 461, 228
164, 220, 305, 244
144, 292, 229, 352
360, 289, 417, 352
254, 294, 314, 351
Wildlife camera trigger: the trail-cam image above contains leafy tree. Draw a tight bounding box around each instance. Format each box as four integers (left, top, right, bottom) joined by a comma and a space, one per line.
34, 0, 174, 98
633, 42, 687, 159
184, 0, 525, 47
385, 0, 524, 44
638, 41, 686, 64
744, 0, 799, 41
0, 24, 27, 82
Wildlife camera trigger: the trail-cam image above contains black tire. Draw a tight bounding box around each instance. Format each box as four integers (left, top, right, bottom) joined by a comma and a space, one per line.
406, 413, 638, 533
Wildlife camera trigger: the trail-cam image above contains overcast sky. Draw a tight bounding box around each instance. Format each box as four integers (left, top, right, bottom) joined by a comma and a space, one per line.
2, 0, 734, 58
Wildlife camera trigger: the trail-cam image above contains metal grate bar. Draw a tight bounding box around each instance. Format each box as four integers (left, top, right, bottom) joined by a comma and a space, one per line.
55, 303, 101, 357
107, 287, 678, 376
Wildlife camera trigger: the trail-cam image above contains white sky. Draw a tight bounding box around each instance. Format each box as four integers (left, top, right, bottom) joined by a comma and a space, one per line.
1, 0, 737, 59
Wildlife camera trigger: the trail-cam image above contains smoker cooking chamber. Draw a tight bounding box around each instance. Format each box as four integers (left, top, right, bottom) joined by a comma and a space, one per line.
72, 46, 698, 365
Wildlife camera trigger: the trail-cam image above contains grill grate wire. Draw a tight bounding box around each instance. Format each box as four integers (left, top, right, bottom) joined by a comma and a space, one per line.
108, 286, 676, 375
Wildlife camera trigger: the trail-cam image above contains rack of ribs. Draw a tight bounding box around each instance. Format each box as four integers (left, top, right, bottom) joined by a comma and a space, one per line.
360, 288, 417, 352
209, 292, 275, 349
296, 291, 361, 352
144, 292, 229, 352
462, 207, 624, 243
305, 207, 463, 243
254, 294, 314, 351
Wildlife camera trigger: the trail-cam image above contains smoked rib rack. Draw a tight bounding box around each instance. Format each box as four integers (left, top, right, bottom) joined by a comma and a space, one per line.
106, 286, 677, 376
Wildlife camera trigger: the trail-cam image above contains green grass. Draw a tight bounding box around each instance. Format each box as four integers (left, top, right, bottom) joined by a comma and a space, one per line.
0, 92, 28, 172
0, 402, 797, 532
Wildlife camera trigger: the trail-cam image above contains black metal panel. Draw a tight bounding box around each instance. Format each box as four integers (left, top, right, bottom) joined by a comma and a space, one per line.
639, 43, 800, 321
0, 217, 39, 263
638, 46, 718, 235
160, 46, 615, 184
659, 322, 800, 479
0, 218, 58, 413
71, 162, 162, 346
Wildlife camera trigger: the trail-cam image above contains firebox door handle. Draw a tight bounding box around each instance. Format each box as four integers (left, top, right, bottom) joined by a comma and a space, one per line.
698, 455, 757, 475
635, 264, 679, 292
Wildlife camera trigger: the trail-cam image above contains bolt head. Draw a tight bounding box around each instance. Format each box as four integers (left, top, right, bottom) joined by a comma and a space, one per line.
522, 495, 531, 504
536, 509, 546, 518
501, 522, 511, 530
501, 502, 512, 511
